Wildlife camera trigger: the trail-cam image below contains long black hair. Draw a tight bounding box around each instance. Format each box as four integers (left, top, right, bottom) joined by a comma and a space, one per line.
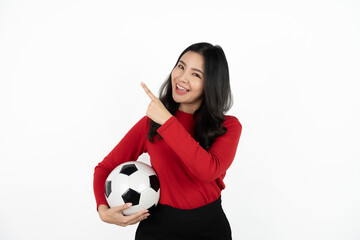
147, 42, 233, 150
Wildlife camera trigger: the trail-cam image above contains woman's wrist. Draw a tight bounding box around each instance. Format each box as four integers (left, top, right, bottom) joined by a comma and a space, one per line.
160, 113, 172, 125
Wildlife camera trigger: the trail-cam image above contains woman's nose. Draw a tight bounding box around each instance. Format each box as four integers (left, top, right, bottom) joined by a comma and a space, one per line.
178, 71, 188, 83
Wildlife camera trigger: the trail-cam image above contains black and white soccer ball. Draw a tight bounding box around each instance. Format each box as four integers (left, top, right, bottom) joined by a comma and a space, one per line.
105, 161, 160, 215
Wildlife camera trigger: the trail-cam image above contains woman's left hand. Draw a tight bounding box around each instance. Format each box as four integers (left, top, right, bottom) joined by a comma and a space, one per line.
141, 82, 172, 125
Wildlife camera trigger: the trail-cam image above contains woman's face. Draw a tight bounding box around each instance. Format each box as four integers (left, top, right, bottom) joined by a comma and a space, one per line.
171, 51, 205, 114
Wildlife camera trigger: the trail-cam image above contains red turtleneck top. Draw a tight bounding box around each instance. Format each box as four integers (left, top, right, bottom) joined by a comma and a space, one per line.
93, 110, 242, 210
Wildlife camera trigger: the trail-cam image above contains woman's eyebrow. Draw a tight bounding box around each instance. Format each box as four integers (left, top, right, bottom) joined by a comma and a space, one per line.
179, 60, 204, 75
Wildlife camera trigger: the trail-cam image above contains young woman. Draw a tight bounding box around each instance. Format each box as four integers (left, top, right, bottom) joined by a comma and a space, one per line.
93, 42, 242, 240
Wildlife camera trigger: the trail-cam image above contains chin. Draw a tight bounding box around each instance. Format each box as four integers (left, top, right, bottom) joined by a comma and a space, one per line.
172, 94, 182, 104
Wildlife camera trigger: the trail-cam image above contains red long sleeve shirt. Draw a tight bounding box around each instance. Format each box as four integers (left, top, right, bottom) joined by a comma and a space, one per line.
93, 110, 242, 209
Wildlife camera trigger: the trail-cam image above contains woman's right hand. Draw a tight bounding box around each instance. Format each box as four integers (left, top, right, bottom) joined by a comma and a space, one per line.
98, 203, 150, 227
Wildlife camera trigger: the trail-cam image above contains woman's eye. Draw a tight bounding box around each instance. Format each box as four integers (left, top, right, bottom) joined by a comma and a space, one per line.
178, 64, 184, 69
193, 73, 201, 78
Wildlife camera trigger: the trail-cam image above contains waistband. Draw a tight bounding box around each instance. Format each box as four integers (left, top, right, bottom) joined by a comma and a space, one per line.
152, 196, 224, 221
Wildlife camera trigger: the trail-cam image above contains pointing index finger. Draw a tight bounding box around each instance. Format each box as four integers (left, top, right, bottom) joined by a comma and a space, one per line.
141, 82, 157, 100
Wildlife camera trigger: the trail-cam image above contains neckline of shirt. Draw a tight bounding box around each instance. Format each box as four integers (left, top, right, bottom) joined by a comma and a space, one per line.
176, 109, 194, 117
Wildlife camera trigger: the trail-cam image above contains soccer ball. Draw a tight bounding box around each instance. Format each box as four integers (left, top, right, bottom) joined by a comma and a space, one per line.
105, 161, 160, 215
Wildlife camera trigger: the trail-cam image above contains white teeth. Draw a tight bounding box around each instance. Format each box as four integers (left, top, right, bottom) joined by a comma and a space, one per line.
177, 84, 188, 91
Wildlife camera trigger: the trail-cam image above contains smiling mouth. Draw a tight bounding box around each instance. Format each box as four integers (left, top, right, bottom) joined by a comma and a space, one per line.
175, 84, 189, 95
176, 84, 189, 92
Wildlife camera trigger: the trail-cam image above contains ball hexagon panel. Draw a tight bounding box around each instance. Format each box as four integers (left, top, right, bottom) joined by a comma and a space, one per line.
122, 188, 141, 205
139, 188, 160, 210
111, 173, 130, 195
149, 175, 160, 192
128, 171, 150, 193
106, 190, 125, 207
120, 164, 138, 176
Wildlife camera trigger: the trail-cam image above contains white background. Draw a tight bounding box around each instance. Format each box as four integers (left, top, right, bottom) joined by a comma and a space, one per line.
1, 0, 359, 239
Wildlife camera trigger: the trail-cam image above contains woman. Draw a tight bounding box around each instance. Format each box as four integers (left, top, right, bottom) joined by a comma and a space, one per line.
93, 42, 242, 240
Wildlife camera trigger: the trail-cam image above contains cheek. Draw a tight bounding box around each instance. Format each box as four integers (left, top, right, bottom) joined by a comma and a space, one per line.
172, 67, 180, 76
171, 70, 177, 83
191, 80, 204, 94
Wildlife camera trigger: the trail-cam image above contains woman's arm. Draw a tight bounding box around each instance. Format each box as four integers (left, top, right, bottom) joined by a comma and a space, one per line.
93, 116, 149, 210
156, 115, 242, 182
139, 81, 242, 183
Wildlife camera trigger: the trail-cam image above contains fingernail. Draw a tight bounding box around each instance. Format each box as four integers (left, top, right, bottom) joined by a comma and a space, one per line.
127, 203, 132, 207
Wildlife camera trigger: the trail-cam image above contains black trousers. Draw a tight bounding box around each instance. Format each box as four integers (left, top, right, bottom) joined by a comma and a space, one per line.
135, 196, 232, 240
